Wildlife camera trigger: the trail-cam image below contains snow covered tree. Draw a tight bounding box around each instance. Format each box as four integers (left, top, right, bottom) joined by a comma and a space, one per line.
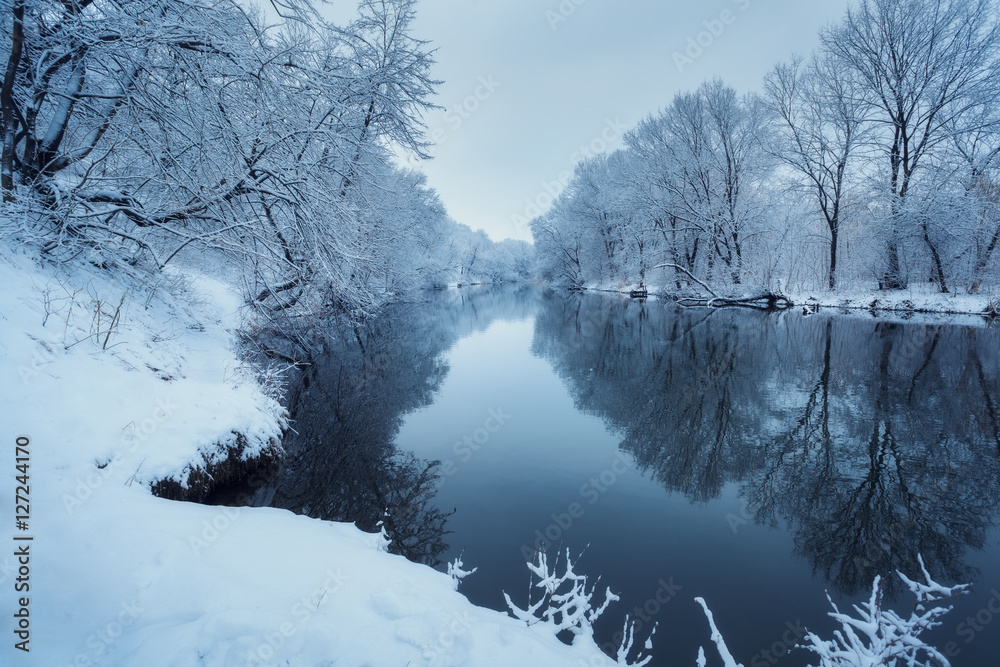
820, 0, 1000, 291
530, 203, 585, 287
944, 105, 1000, 293
0, 0, 472, 332
335, 0, 440, 196
0, 0, 268, 252
764, 54, 867, 290
533, 80, 775, 292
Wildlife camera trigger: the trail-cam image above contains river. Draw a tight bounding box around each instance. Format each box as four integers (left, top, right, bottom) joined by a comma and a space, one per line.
260, 286, 1000, 666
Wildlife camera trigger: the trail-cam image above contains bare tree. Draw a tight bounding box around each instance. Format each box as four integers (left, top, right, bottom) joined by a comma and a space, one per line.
625, 81, 771, 287
821, 0, 1000, 291
947, 105, 1000, 292
335, 0, 440, 198
765, 54, 866, 289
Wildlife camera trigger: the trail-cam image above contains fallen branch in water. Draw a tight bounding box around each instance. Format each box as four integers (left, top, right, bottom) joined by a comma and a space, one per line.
647, 264, 794, 310
677, 293, 795, 311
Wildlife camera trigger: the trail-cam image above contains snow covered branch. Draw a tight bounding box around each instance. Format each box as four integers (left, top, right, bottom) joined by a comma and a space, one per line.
696, 555, 969, 667
447, 554, 477, 590
798, 555, 969, 666
504, 549, 655, 666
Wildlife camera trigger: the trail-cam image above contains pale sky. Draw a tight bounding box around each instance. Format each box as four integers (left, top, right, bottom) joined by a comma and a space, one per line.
321, 0, 855, 241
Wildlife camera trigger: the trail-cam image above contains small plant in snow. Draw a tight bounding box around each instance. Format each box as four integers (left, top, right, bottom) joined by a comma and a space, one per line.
798, 555, 969, 666
375, 510, 391, 553
694, 598, 743, 667
447, 554, 477, 590
504, 549, 655, 666
503, 549, 617, 639
228, 355, 294, 402
696, 555, 969, 667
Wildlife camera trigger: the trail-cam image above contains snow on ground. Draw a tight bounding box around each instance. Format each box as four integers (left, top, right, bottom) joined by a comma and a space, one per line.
787, 283, 998, 317
0, 242, 632, 667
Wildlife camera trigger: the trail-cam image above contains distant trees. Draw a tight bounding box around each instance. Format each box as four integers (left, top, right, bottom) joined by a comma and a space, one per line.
530, 206, 585, 287
534, 81, 773, 292
444, 225, 534, 286
531, 0, 1000, 297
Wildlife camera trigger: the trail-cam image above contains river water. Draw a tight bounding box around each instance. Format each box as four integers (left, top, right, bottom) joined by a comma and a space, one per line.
263, 286, 1000, 666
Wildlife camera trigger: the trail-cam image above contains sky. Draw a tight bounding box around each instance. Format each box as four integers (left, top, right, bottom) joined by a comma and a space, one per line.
321, 0, 855, 242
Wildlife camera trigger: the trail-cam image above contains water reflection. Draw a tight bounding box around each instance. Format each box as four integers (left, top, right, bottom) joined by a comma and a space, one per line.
257, 286, 538, 566
532, 291, 1000, 596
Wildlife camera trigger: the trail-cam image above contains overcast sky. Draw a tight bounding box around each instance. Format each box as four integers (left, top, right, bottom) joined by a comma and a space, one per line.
320, 0, 855, 241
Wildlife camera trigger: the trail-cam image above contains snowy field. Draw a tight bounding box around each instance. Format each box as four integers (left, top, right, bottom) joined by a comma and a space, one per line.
0, 243, 638, 667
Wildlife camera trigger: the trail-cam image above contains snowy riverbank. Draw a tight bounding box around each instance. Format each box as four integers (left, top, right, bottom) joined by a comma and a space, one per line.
574, 280, 998, 325
0, 244, 630, 667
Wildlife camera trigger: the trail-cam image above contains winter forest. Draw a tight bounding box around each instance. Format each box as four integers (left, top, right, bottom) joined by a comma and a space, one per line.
0, 0, 531, 327
533, 0, 1000, 298
3, 0, 1000, 666
5, 0, 1000, 307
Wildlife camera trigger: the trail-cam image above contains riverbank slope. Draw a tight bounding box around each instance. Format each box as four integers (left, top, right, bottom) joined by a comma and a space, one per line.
0, 243, 629, 667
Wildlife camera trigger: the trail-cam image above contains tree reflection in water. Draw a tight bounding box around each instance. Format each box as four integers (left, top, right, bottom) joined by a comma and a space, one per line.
257, 286, 539, 567
533, 291, 1000, 597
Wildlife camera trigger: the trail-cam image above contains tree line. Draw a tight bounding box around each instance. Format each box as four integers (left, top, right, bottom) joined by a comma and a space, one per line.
0, 0, 532, 331
532, 0, 1000, 296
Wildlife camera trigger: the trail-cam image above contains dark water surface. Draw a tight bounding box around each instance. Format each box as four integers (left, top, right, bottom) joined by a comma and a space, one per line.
265, 286, 1000, 666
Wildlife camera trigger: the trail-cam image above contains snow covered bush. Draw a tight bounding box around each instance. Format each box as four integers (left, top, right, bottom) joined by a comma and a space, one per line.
504, 549, 655, 666
696, 555, 969, 667
447, 554, 477, 590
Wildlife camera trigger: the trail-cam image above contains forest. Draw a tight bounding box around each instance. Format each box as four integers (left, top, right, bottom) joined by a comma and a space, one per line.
531, 0, 1000, 299
0, 0, 532, 342
5, 0, 1000, 317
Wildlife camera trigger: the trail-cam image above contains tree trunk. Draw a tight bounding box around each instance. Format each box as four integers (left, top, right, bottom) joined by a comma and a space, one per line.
921, 220, 949, 293
883, 239, 905, 290
829, 223, 838, 290
1, 0, 25, 200
969, 222, 1000, 294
